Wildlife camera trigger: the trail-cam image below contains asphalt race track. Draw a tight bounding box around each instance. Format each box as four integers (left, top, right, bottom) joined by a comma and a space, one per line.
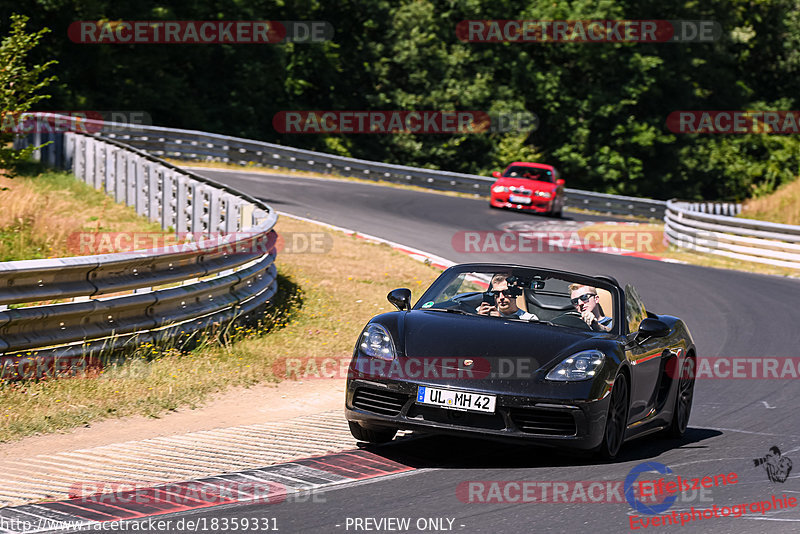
102, 169, 800, 534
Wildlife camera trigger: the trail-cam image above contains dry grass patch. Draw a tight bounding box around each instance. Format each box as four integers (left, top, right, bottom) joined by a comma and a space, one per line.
0, 216, 442, 442
0, 163, 162, 262
740, 178, 800, 226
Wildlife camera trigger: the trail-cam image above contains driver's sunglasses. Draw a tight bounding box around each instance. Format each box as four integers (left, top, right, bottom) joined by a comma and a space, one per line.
490, 289, 517, 298
571, 293, 597, 306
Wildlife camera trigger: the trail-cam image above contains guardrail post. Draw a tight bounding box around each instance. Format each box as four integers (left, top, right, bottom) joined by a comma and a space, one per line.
105, 144, 115, 196
73, 135, 84, 178
136, 157, 148, 216
209, 188, 222, 234
94, 138, 104, 190
126, 153, 137, 207
161, 170, 176, 231
191, 183, 208, 234
64, 132, 75, 171
148, 163, 160, 223
31, 117, 42, 162
239, 202, 254, 231
176, 175, 190, 234
85, 138, 95, 186
115, 149, 126, 203
225, 196, 239, 233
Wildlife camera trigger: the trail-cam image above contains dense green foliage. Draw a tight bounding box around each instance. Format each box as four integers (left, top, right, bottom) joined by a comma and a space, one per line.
0, 13, 57, 171
3, 0, 799, 200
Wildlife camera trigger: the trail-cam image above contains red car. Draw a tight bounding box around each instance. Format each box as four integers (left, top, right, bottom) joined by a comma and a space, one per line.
489, 162, 565, 216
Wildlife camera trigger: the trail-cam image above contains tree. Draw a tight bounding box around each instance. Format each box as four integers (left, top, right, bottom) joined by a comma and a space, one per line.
0, 13, 57, 172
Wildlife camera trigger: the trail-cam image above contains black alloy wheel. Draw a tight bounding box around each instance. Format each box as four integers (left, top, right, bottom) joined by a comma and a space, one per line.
667, 357, 695, 438
598, 373, 629, 460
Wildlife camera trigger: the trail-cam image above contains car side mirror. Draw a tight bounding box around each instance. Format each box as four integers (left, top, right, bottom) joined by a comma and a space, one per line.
387, 288, 412, 311
636, 318, 670, 339
556, 179, 565, 186
492, 171, 502, 178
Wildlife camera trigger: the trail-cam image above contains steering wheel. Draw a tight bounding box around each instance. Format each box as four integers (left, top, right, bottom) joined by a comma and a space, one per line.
551, 311, 592, 330
447, 292, 484, 313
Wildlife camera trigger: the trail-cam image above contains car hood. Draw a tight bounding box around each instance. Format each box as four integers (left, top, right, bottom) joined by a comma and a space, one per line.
399, 310, 601, 372
356, 310, 620, 398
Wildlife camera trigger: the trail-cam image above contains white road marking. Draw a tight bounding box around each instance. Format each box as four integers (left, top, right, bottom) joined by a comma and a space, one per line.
0, 411, 359, 508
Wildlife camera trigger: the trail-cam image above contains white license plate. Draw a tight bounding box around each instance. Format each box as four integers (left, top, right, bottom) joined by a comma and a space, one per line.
509, 195, 531, 204
416, 386, 496, 413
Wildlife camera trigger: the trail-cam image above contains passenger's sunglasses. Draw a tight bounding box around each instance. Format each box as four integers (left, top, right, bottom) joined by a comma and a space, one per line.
571, 293, 597, 306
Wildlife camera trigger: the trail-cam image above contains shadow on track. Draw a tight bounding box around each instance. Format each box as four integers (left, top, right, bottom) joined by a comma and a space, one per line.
355, 426, 722, 469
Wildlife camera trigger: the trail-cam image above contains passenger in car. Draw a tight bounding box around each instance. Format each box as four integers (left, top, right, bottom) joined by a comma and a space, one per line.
478, 273, 539, 320
569, 284, 612, 331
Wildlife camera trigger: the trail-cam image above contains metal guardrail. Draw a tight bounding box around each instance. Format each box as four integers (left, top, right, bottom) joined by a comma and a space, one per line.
33, 115, 670, 219
562, 189, 667, 219
677, 201, 742, 217
664, 200, 800, 269
1, 122, 280, 375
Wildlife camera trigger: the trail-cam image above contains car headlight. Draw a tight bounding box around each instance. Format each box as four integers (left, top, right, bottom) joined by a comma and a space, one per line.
493, 186, 509, 193
534, 191, 553, 199
546, 350, 605, 381
359, 324, 396, 361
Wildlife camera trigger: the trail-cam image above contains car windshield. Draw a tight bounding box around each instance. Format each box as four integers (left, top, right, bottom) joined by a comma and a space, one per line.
414, 266, 618, 333
502, 166, 554, 182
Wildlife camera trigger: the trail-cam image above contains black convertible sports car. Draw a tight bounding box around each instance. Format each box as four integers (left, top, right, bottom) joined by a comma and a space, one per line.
344, 263, 696, 459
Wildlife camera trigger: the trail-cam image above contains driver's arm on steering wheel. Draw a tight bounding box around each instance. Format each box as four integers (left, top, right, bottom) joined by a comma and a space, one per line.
580, 310, 612, 331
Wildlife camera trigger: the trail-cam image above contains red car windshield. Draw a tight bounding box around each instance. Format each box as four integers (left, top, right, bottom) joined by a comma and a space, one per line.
502, 166, 554, 182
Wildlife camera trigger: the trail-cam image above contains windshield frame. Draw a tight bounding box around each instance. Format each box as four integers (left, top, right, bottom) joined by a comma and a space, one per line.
501, 165, 556, 183
413, 263, 624, 335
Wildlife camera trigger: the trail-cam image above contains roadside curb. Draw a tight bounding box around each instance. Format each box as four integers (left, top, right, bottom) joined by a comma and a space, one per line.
0, 450, 414, 533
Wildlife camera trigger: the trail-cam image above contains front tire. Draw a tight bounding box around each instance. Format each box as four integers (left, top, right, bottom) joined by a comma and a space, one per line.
348, 421, 397, 444
666, 357, 695, 438
596, 373, 629, 460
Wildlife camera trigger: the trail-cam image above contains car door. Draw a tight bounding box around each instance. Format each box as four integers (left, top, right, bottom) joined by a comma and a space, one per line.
624, 284, 668, 423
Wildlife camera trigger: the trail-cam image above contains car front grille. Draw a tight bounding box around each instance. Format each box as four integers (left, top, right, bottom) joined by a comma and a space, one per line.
352, 387, 408, 416
508, 407, 577, 436
407, 404, 506, 430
